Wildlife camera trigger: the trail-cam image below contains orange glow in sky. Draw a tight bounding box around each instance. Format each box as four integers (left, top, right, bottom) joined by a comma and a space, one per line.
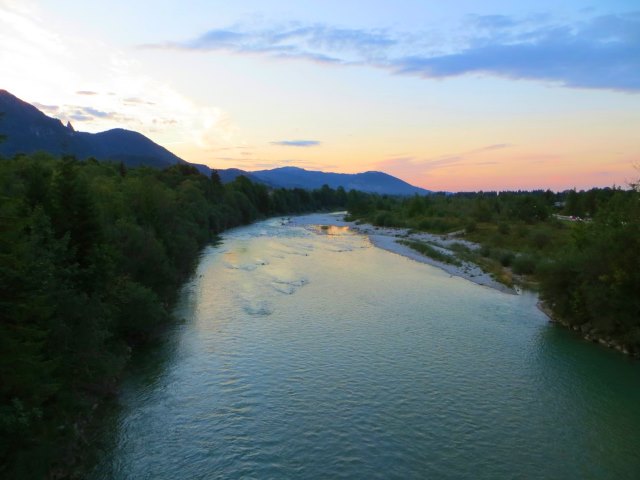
1, 0, 638, 191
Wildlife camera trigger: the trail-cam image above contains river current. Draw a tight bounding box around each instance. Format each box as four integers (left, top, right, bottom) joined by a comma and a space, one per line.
90, 216, 640, 479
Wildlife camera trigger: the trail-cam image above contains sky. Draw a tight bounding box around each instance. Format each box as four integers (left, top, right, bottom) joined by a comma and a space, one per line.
1, 0, 639, 191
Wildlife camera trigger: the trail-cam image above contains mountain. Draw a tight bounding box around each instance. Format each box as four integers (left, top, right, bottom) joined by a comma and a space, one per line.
216, 168, 278, 187
244, 166, 430, 195
0, 90, 429, 195
0, 89, 211, 174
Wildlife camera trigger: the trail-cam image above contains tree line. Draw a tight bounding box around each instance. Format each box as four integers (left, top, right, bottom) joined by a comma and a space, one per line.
0, 153, 347, 478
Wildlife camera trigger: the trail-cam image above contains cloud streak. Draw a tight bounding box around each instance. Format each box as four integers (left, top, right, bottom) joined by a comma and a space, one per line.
375, 143, 514, 177
392, 15, 640, 91
32, 102, 59, 113
34, 104, 135, 124
271, 139, 321, 147
146, 12, 640, 92
151, 23, 397, 65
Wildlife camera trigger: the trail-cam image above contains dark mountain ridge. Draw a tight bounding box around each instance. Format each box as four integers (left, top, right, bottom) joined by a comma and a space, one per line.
0, 89, 430, 195
0, 89, 211, 174
216, 167, 277, 187
218, 166, 430, 195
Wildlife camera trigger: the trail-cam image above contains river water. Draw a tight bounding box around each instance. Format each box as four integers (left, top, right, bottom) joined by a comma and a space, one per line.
90, 216, 640, 479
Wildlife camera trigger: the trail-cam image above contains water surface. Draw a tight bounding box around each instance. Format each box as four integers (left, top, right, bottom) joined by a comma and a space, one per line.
90, 217, 640, 479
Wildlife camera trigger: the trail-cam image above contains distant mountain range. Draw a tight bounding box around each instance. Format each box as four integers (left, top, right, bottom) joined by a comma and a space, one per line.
218, 166, 430, 195
0, 89, 429, 195
216, 168, 277, 187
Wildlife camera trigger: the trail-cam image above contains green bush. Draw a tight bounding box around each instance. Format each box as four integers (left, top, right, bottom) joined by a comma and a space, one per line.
494, 249, 515, 267
374, 211, 399, 227
498, 222, 511, 235
515, 223, 528, 238
530, 228, 551, 249
419, 219, 432, 230
399, 240, 461, 266
512, 254, 538, 274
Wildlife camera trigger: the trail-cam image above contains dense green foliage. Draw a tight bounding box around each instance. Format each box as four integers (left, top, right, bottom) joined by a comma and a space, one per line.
397, 240, 461, 266
347, 187, 640, 352
0, 153, 347, 478
538, 191, 640, 352
346, 190, 575, 283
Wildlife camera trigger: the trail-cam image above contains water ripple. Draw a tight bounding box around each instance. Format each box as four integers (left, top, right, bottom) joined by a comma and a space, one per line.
90, 218, 640, 480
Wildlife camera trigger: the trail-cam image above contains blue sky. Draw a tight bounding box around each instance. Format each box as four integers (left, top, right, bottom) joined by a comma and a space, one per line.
1, 0, 639, 190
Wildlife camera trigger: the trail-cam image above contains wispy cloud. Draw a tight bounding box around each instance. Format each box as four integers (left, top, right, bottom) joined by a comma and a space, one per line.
0, 1, 240, 162
468, 143, 511, 154
32, 102, 59, 113
271, 139, 321, 147
123, 97, 156, 105
147, 23, 396, 65
146, 12, 640, 92
82, 106, 111, 118
33, 102, 122, 121
467, 14, 519, 30
376, 155, 462, 176
34, 104, 135, 124
376, 143, 514, 176
69, 114, 91, 121
391, 14, 640, 91
212, 156, 335, 171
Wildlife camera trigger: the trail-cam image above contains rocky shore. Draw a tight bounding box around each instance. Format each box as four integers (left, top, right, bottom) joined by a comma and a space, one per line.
289, 212, 515, 294
537, 301, 636, 357
291, 213, 637, 359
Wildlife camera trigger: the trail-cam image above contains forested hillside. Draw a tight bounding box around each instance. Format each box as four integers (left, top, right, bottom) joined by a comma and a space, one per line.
0, 153, 347, 478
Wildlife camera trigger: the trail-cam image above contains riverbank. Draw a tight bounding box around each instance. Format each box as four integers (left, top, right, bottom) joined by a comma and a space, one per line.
289, 213, 640, 358
289, 212, 515, 294
537, 301, 637, 358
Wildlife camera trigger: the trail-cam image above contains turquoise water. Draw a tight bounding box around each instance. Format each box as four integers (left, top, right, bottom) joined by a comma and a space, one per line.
90, 218, 640, 479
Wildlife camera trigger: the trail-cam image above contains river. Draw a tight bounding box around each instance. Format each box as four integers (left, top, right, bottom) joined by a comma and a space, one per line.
89, 215, 640, 479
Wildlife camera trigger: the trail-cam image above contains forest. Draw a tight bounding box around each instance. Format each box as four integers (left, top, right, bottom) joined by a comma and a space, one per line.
0, 153, 347, 477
